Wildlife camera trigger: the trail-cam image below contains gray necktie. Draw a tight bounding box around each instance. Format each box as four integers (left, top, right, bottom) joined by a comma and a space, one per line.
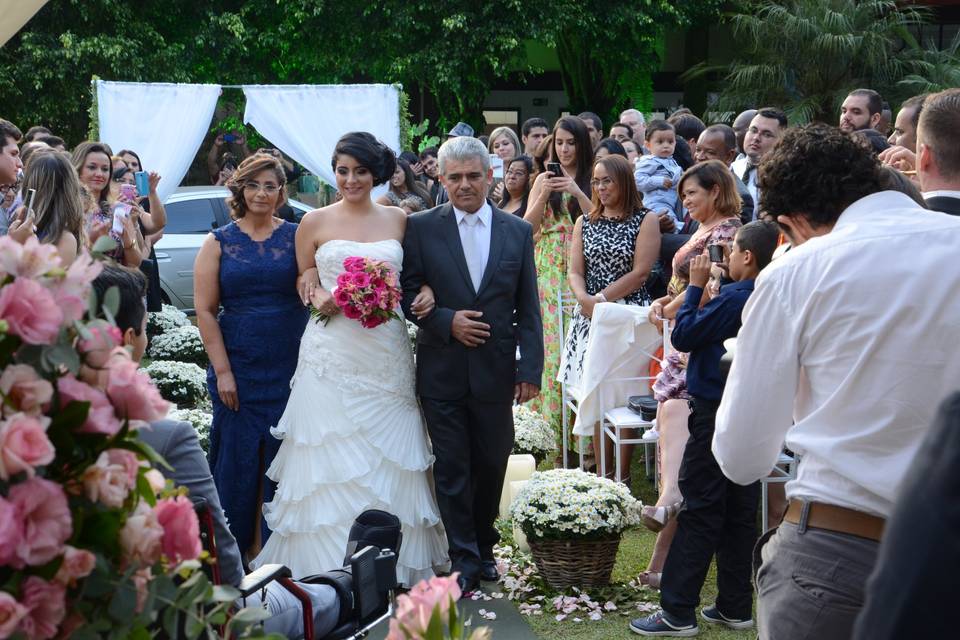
460, 214, 484, 291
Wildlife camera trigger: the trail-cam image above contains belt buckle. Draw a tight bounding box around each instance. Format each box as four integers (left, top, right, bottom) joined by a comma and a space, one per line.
797, 500, 811, 535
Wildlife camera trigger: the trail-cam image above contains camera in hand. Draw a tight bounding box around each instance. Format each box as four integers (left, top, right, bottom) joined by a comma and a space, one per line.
708, 244, 725, 263
546, 162, 563, 177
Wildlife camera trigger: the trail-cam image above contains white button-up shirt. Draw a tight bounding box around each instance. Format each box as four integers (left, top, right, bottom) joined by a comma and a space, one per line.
731, 156, 759, 219
713, 190, 960, 518
454, 201, 492, 291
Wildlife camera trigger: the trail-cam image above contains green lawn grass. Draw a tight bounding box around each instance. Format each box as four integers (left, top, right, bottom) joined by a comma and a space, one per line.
517, 452, 756, 639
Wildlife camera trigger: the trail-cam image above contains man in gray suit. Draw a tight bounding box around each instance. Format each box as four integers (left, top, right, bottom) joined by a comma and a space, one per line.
92, 265, 340, 638
401, 136, 543, 593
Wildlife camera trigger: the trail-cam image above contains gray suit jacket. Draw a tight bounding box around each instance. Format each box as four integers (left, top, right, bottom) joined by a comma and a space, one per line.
139, 420, 245, 586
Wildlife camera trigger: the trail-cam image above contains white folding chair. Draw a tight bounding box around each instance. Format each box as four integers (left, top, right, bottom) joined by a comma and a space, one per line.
598, 318, 671, 485
557, 288, 582, 469
761, 450, 797, 526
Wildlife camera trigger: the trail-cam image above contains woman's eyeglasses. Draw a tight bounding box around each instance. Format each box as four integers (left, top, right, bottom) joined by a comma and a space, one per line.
243, 182, 281, 194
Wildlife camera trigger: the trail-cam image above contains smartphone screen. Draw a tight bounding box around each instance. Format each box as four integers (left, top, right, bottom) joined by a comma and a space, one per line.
708, 244, 725, 263
489, 154, 504, 180
111, 202, 131, 235
120, 184, 137, 201
25, 188, 36, 214
134, 171, 149, 196
547, 162, 562, 177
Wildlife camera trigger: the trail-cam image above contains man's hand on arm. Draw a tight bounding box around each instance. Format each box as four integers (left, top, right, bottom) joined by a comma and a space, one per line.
450, 310, 490, 347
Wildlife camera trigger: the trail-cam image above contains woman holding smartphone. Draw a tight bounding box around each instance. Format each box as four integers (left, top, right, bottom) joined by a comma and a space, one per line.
72, 141, 143, 267
523, 116, 595, 451
7, 151, 86, 264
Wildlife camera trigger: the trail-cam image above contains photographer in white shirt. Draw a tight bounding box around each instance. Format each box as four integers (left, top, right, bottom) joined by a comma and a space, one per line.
713, 123, 960, 640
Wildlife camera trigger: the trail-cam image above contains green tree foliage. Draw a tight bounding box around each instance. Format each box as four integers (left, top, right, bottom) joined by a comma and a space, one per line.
696, 0, 929, 124
898, 31, 960, 95
0, 0, 719, 144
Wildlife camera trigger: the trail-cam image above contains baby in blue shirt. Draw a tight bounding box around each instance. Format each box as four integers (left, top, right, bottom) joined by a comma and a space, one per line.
634, 120, 682, 232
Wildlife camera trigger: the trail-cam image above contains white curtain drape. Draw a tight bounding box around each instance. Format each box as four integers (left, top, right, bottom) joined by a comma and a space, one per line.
243, 84, 400, 188
97, 80, 221, 202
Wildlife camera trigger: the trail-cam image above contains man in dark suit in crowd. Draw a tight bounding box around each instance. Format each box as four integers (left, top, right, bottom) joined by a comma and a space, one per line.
915, 89, 960, 216
401, 136, 543, 594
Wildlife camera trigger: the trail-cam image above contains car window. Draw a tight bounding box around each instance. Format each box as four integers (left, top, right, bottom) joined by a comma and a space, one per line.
164, 198, 220, 234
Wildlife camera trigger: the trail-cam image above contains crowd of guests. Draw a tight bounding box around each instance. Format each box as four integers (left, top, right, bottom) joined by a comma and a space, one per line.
4, 84, 959, 638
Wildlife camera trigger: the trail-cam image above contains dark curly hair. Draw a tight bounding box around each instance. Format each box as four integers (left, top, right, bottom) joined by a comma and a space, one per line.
758, 124, 882, 227
331, 132, 395, 186
225, 153, 286, 219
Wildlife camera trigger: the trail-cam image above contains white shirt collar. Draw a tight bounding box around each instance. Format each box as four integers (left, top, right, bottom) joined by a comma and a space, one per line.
834, 190, 926, 231
922, 189, 960, 200
454, 200, 492, 227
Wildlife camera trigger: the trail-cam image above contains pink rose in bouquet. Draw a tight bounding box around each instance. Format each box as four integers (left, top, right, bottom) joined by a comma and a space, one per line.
387, 573, 462, 640
53, 545, 96, 586
8, 478, 71, 568
343, 256, 366, 273
48, 252, 101, 324
105, 355, 170, 422
0, 365, 53, 417
120, 502, 164, 567
0, 413, 55, 480
0, 497, 21, 567
0, 236, 61, 281
82, 451, 133, 508
56, 374, 121, 436
0, 591, 27, 639
17, 576, 65, 640
154, 496, 202, 563
0, 279, 63, 345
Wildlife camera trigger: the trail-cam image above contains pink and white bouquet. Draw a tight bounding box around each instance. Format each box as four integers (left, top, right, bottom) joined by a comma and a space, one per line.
313, 256, 402, 329
0, 237, 268, 639
386, 573, 491, 640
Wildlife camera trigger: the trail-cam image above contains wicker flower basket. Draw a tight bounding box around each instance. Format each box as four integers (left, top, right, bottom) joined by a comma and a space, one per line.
527, 536, 622, 589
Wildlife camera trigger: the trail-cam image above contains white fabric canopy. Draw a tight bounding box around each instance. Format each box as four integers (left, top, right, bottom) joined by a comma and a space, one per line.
97, 81, 222, 202
243, 84, 400, 188
0, 0, 48, 47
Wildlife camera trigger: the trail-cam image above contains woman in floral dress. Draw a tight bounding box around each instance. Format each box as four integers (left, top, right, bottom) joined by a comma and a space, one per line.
525, 116, 595, 453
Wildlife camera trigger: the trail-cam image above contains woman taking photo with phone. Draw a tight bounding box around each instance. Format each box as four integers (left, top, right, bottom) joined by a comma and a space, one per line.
6, 150, 86, 265
524, 115, 595, 452
72, 141, 143, 267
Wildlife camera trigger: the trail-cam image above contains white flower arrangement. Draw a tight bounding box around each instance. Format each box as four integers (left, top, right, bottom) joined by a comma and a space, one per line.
148, 324, 208, 367
406, 320, 418, 351
170, 408, 212, 453
512, 405, 555, 456
144, 360, 208, 408
147, 304, 190, 338
510, 469, 642, 541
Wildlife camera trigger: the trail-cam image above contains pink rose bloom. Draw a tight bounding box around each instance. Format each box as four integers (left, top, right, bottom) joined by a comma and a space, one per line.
343, 304, 362, 320
0, 497, 22, 567
351, 271, 371, 288
334, 289, 351, 306
17, 576, 65, 640
53, 545, 96, 586
0, 236, 61, 280
0, 413, 55, 480
48, 252, 101, 325
120, 502, 163, 567
343, 256, 365, 273
105, 356, 169, 422
82, 451, 131, 508
144, 469, 166, 495
387, 574, 462, 639
0, 365, 53, 417
336, 272, 352, 288
106, 448, 140, 487
56, 375, 121, 436
0, 279, 63, 346
0, 591, 27, 639
131, 568, 152, 614
77, 323, 123, 355
8, 478, 72, 568
154, 496, 202, 564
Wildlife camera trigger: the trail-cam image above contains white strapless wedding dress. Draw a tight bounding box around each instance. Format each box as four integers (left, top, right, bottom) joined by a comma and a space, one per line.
252, 239, 448, 584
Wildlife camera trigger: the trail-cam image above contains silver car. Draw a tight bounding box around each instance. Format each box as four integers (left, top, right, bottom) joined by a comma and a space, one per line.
154, 187, 312, 313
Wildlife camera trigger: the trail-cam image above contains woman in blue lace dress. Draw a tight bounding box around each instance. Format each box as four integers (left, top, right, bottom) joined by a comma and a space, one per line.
194, 154, 309, 561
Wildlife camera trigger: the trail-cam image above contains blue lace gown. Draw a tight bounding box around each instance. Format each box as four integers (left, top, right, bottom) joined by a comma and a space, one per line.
207, 220, 308, 558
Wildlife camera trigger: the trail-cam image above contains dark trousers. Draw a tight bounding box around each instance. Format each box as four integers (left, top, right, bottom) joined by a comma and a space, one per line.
420, 396, 513, 581
660, 397, 760, 623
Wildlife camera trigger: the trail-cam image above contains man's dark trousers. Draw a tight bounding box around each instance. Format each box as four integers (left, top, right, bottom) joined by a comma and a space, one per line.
660, 397, 760, 624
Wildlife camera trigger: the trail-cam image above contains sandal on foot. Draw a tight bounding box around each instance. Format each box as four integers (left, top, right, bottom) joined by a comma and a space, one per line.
641, 501, 683, 533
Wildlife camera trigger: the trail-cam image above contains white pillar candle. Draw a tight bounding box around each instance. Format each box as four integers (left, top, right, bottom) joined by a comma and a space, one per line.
509, 480, 530, 552
498, 454, 536, 518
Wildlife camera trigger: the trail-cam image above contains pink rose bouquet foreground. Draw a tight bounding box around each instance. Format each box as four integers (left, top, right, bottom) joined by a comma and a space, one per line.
312, 256, 402, 328
387, 574, 491, 640
0, 237, 273, 639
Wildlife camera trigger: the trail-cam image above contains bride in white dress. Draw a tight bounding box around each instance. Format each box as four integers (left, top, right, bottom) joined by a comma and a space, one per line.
252, 133, 448, 584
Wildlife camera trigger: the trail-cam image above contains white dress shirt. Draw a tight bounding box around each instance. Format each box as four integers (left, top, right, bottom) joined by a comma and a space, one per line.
454, 201, 492, 291
713, 190, 960, 518
731, 156, 759, 219
922, 189, 960, 199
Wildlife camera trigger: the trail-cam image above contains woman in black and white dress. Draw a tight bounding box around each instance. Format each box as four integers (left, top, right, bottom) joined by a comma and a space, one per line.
559, 154, 660, 480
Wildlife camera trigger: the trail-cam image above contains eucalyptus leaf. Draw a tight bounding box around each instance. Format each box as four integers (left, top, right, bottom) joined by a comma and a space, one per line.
92, 235, 119, 255
108, 579, 139, 622
136, 472, 156, 507
212, 584, 241, 602
229, 606, 272, 624
103, 285, 120, 318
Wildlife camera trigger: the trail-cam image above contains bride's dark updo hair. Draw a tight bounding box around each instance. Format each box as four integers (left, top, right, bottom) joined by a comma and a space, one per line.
331, 132, 396, 186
